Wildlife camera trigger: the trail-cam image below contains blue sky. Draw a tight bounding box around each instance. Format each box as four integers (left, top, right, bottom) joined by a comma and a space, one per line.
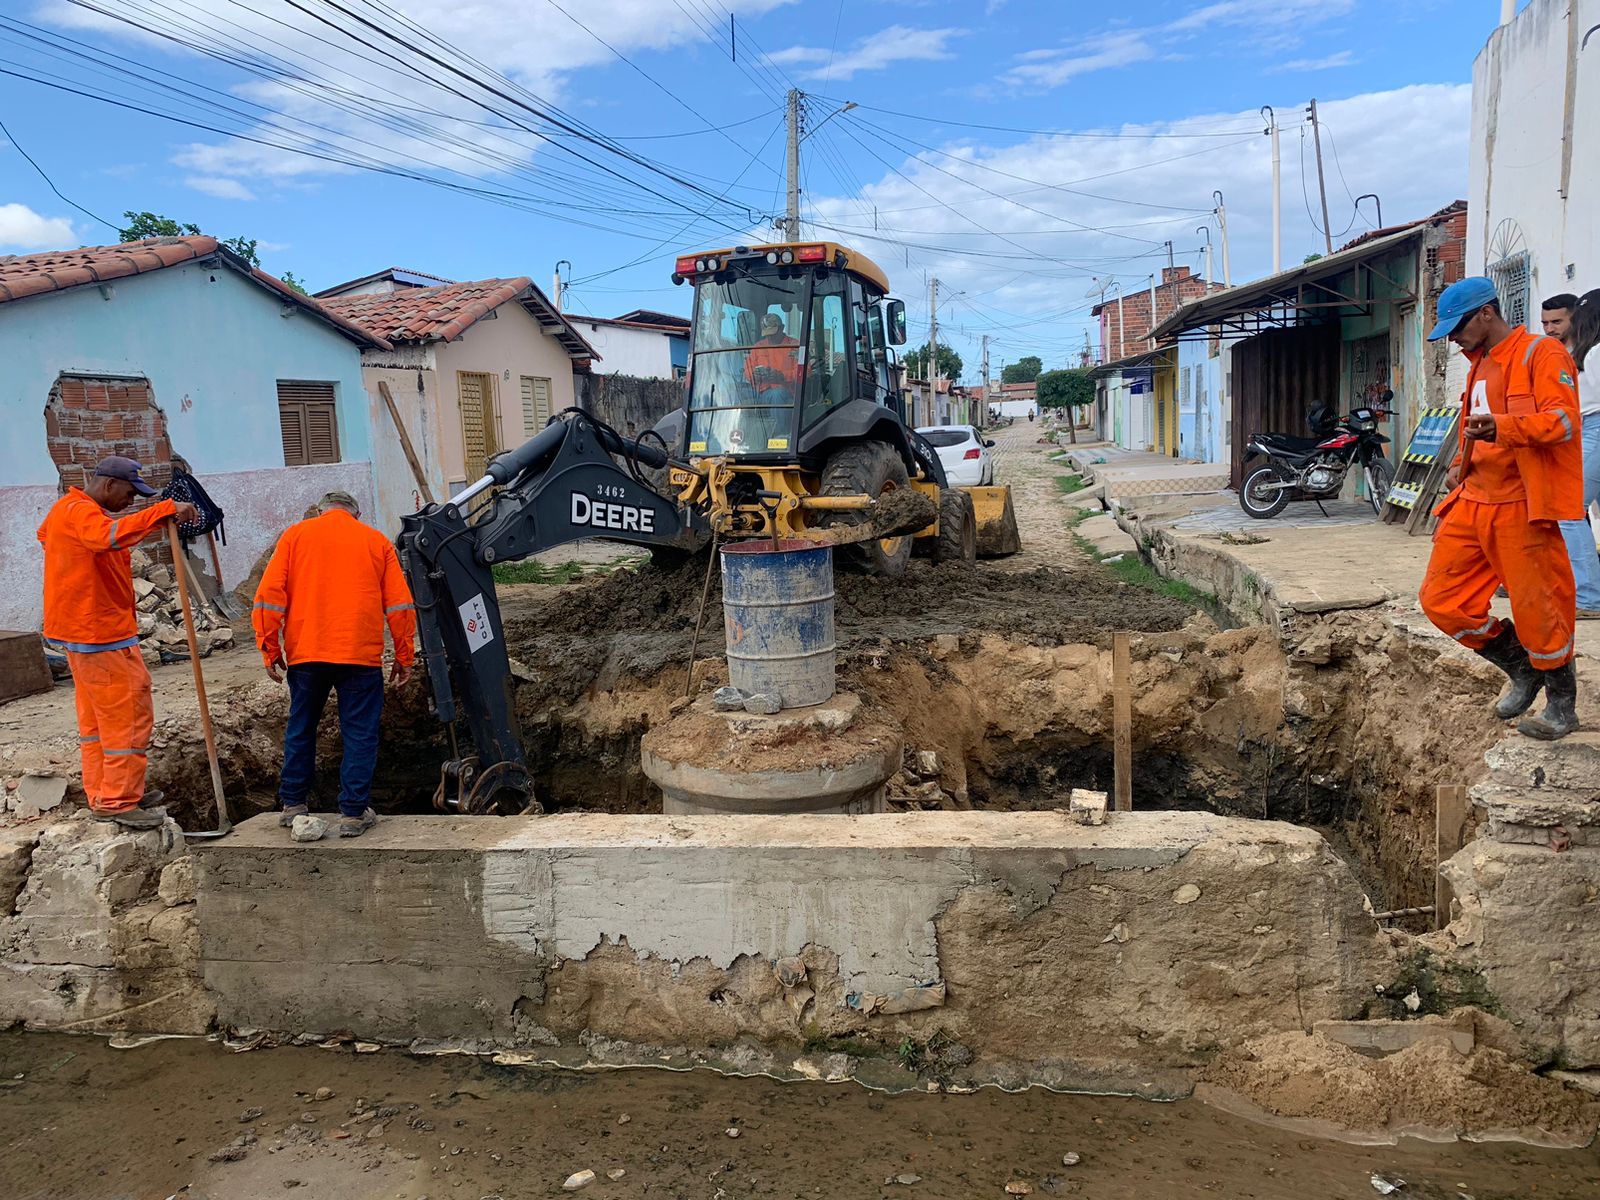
1, 0, 1506, 379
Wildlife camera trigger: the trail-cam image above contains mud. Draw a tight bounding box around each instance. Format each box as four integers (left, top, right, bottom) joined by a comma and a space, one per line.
5, 1032, 1599, 1200
1203, 1015, 1600, 1148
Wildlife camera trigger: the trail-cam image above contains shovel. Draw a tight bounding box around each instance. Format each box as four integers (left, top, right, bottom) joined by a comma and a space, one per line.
204, 530, 246, 620
166, 520, 233, 839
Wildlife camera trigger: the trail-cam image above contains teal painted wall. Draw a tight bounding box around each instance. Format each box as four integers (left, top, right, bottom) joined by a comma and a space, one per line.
0, 260, 371, 485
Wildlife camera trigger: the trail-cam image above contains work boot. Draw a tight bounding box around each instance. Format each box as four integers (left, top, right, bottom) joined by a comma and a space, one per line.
278, 803, 309, 828
1518, 662, 1580, 741
1474, 622, 1544, 719
138, 788, 166, 812
338, 808, 379, 838
92, 807, 166, 830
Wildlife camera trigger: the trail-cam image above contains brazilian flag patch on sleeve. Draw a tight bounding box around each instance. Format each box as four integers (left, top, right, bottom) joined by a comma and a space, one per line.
1560, 370, 1575, 386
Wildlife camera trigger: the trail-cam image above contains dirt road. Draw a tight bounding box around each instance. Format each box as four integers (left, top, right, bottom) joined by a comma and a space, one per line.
3, 1032, 1597, 1200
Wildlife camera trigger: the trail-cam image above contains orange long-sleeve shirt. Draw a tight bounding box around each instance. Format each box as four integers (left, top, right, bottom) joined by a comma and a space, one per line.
37, 490, 178, 650
252, 508, 416, 669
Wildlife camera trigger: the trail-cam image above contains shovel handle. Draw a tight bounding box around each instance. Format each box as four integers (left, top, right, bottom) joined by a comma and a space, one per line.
166, 520, 232, 834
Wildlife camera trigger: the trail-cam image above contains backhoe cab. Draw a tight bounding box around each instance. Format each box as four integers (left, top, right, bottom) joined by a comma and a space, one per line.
664, 241, 1018, 575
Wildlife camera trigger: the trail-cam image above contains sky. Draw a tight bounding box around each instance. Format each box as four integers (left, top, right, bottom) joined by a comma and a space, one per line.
0, 0, 1510, 381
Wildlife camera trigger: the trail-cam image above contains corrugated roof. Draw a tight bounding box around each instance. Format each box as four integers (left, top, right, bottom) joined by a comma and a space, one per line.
321, 276, 599, 359
0, 236, 388, 348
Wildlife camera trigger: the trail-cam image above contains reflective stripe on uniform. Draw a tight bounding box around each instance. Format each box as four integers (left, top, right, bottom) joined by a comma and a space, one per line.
1451, 616, 1498, 642
384, 603, 414, 614
57, 636, 140, 653
103, 747, 148, 757
107, 519, 121, 549
1557, 410, 1575, 442
253, 601, 286, 612
1530, 641, 1573, 664
79, 735, 100, 743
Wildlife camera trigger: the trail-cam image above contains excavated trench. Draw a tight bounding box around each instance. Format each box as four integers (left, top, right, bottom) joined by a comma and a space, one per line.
154, 553, 1506, 913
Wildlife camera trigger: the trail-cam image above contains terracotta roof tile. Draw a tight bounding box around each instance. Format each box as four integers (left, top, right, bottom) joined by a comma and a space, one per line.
0, 236, 387, 349
319, 277, 533, 342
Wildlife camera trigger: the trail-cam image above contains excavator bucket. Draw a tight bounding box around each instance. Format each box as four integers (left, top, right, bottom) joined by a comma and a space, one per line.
965, 486, 1022, 557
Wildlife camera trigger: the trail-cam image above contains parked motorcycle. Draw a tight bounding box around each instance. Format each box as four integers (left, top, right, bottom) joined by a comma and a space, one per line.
1238, 405, 1394, 519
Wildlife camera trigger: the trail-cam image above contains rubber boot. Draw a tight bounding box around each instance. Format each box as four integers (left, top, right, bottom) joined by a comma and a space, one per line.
1474, 623, 1544, 719
1518, 662, 1579, 741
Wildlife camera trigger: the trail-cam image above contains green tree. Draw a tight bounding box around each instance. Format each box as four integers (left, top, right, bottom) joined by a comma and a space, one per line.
1302, 252, 1323, 264
1035, 368, 1096, 443
1001, 355, 1043, 384
117, 211, 262, 267
903, 342, 963, 381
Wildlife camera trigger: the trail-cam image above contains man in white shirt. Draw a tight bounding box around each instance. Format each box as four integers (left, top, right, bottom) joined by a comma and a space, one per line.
1550, 292, 1600, 616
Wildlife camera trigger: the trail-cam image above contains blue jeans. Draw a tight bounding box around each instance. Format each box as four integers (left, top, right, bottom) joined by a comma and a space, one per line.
1558, 410, 1600, 610
279, 662, 384, 818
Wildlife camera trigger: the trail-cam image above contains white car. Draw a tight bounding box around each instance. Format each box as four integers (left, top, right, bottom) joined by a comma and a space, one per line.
917, 424, 996, 487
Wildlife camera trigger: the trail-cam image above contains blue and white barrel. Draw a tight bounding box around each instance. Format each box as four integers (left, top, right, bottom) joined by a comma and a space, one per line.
720, 539, 836, 708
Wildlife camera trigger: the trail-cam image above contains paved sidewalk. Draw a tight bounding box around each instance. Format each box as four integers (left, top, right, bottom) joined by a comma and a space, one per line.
1063, 445, 1230, 501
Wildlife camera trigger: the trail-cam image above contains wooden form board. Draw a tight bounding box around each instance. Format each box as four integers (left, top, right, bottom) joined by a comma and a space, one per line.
1435, 784, 1471, 929
1112, 632, 1132, 812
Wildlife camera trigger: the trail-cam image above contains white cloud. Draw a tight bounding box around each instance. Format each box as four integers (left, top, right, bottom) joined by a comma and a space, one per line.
0, 203, 76, 251
767, 26, 963, 81
1001, 32, 1157, 89
806, 83, 1471, 377
185, 176, 256, 201
1271, 50, 1358, 72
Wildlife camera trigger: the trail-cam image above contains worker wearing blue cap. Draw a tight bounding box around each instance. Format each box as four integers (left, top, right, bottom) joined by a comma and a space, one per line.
1418, 276, 1583, 739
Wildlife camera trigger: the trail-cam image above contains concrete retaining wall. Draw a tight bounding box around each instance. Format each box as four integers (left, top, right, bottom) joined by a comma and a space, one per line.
196, 811, 1387, 1089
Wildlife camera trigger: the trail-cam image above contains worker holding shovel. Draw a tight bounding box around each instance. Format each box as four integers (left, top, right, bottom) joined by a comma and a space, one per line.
37, 457, 197, 829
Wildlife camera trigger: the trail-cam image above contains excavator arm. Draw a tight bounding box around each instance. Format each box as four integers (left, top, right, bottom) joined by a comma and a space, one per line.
397, 409, 690, 814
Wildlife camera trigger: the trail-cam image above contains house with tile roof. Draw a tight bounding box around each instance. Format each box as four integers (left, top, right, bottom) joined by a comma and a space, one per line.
567, 311, 689, 380
319, 275, 598, 500
0, 236, 388, 634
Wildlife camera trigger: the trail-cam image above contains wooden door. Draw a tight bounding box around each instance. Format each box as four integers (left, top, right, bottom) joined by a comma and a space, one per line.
520, 375, 553, 439
458, 371, 498, 482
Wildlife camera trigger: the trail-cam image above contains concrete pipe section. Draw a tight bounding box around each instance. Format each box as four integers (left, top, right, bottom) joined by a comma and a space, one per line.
641, 691, 902, 815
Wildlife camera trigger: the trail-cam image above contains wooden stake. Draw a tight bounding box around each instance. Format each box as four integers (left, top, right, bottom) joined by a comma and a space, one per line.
1113, 631, 1132, 812
1435, 784, 1470, 929
166, 521, 232, 837
378, 380, 435, 505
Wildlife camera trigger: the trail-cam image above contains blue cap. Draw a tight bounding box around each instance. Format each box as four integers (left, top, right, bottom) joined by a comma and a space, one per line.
1428, 276, 1500, 341
93, 455, 158, 497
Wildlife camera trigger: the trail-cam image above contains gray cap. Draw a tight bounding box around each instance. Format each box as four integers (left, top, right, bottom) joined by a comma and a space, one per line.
318, 490, 360, 513
93, 456, 157, 497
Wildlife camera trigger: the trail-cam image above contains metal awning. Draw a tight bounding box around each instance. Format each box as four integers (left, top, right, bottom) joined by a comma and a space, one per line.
1149, 226, 1424, 343
1088, 348, 1163, 380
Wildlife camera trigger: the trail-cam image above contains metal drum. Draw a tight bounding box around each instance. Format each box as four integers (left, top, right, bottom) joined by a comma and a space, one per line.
720, 539, 836, 708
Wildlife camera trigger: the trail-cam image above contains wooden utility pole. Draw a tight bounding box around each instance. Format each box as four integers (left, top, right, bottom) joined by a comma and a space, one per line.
1112, 632, 1132, 812
784, 89, 801, 239
1308, 98, 1334, 255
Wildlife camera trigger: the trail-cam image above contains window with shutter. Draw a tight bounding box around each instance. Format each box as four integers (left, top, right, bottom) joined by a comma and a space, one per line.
277, 381, 339, 465
458, 372, 499, 481
520, 375, 553, 438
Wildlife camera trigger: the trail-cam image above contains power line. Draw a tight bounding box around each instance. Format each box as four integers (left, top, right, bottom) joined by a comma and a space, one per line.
809, 98, 1262, 140
0, 113, 121, 233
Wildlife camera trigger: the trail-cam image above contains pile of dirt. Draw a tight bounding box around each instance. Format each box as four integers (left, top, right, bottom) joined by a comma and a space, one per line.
1202, 1019, 1600, 1146
510, 553, 1196, 651
641, 696, 902, 774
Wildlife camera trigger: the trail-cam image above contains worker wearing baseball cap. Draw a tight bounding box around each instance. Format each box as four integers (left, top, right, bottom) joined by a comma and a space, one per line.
36, 457, 198, 827
1419, 277, 1584, 739
252, 490, 416, 838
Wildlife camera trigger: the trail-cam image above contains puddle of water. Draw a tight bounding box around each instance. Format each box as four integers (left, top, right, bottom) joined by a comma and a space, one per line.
1, 1031, 1595, 1199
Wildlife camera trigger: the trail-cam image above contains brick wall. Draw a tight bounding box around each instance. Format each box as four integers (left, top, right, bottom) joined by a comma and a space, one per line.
1096, 267, 1212, 361
44, 376, 174, 556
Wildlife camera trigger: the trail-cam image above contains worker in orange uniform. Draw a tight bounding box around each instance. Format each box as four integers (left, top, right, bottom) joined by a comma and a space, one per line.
252, 491, 416, 837
37, 457, 198, 829
745, 312, 801, 396
1419, 276, 1584, 739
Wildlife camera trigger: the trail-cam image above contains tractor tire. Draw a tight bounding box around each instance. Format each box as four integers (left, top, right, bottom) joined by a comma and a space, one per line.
820, 442, 913, 578
932, 489, 978, 564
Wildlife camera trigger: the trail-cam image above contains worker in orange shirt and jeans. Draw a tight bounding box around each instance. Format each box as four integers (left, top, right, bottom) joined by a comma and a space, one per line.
37, 457, 198, 829
252, 490, 416, 837
1420, 277, 1584, 740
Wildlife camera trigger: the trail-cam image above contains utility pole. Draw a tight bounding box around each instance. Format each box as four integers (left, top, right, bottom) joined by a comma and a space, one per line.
1213, 191, 1233, 287
1146, 273, 1158, 350
784, 88, 802, 240
553, 259, 571, 313
927, 275, 939, 427
1307, 98, 1333, 255
1263, 106, 1282, 274
1197, 225, 1213, 288
1164, 241, 1175, 270
972, 336, 985, 425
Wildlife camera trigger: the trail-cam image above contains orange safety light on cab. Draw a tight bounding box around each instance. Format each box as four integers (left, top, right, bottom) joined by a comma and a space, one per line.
794, 244, 827, 263
674, 255, 698, 276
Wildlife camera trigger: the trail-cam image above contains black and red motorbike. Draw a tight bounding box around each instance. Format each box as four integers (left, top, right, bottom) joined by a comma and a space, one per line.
1238, 404, 1394, 519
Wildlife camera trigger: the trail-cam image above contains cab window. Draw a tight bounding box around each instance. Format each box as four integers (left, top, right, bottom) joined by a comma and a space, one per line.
802, 279, 848, 428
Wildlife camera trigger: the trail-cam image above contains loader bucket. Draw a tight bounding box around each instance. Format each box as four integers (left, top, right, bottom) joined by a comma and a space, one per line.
965, 486, 1022, 557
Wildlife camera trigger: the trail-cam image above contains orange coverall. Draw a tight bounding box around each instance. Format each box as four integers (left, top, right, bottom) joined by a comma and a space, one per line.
744, 335, 801, 394
37, 490, 178, 812
251, 508, 417, 669
1420, 329, 1582, 667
